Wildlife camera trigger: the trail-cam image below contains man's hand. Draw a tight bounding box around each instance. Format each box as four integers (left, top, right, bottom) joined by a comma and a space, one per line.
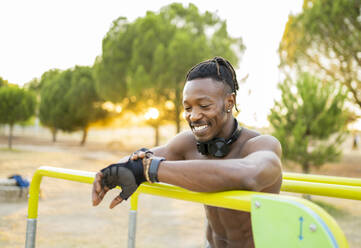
92, 148, 152, 209
92, 172, 121, 208
130, 148, 149, 161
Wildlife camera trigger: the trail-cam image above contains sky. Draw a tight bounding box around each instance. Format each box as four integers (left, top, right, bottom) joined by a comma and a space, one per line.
0, 0, 303, 128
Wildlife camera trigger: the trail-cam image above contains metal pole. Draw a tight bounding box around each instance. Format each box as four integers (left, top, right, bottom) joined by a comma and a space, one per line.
25, 218, 37, 248
203, 217, 209, 248
127, 210, 137, 248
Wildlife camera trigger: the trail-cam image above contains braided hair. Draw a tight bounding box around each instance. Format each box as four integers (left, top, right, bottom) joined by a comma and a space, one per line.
185, 56, 239, 111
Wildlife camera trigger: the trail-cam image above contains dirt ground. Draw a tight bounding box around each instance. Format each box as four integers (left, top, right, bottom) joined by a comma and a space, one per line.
0, 128, 360, 247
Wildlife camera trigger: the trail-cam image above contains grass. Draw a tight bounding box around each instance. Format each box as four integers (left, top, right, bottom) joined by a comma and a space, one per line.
311, 199, 349, 217
0, 147, 21, 152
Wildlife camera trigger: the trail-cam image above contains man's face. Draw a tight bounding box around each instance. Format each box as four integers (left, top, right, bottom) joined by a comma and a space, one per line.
183, 78, 230, 142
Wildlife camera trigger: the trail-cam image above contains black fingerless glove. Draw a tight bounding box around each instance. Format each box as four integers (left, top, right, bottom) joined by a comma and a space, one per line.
101, 158, 146, 187
101, 148, 165, 200
100, 148, 150, 200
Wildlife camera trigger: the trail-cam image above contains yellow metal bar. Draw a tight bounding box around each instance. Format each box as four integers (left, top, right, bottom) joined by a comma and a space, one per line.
283, 172, 361, 187
27, 166, 360, 248
130, 192, 139, 211
281, 179, 361, 200
28, 171, 42, 219
137, 183, 254, 212
28, 166, 361, 219
27, 166, 95, 219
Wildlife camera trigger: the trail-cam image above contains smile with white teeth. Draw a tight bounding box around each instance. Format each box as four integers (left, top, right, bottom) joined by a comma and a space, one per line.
193, 125, 208, 131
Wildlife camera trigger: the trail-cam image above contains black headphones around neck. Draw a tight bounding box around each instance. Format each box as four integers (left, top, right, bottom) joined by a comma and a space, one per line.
196, 119, 242, 158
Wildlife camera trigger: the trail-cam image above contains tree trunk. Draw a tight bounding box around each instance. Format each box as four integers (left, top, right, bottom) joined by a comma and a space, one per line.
175, 105, 181, 134
80, 127, 88, 146
154, 125, 160, 147
302, 162, 311, 200
51, 128, 57, 142
8, 124, 13, 149
353, 133, 359, 150
302, 162, 310, 174
175, 86, 182, 134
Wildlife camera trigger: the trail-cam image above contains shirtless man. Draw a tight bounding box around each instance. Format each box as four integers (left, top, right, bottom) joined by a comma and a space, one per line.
92, 57, 282, 248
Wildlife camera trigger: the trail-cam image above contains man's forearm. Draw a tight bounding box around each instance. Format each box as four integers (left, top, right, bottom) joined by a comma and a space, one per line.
157, 159, 254, 192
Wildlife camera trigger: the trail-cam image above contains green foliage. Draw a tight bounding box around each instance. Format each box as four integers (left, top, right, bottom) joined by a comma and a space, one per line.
0, 85, 36, 125
279, 0, 361, 108
39, 69, 71, 132
94, 3, 244, 132
18, 116, 36, 127
311, 199, 348, 217
268, 73, 349, 173
0, 77, 9, 87
24, 78, 41, 93
66, 66, 108, 144
0, 85, 37, 148
39, 67, 108, 144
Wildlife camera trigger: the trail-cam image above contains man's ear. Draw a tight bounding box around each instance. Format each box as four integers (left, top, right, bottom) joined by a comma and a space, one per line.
225, 92, 236, 111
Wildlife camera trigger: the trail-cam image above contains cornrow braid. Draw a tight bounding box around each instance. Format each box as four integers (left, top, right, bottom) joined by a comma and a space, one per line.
213, 56, 239, 92
185, 56, 239, 111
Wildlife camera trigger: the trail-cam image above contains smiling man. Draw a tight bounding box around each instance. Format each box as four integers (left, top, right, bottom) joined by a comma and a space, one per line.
92, 57, 282, 248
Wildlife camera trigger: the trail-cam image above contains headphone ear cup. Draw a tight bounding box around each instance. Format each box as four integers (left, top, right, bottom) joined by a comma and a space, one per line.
197, 142, 208, 155
196, 119, 240, 157
208, 138, 228, 158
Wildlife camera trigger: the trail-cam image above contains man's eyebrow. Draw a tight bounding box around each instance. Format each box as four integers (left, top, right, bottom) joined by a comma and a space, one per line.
183, 96, 212, 103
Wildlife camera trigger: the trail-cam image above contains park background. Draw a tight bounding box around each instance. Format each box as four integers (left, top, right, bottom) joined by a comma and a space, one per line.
0, 0, 360, 247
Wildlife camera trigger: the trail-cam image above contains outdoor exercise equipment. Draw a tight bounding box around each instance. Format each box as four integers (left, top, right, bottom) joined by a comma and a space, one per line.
25, 166, 361, 248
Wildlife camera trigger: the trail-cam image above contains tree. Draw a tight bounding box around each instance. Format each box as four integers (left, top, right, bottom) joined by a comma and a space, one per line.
0, 77, 9, 87
0, 86, 36, 149
39, 69, 66, 141
94, 3, 245, 133
39, 67, 108, 145
66, 66, 108, 145
0, 77, 10, 135
268, 73, 349, 174
279, 0, 361, 109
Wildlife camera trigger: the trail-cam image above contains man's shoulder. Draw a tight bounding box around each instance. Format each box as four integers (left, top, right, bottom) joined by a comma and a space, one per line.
172, 130, 198, 151
171, 130, 197, 143
240, 129, 282, 158
163, 130, 197, 158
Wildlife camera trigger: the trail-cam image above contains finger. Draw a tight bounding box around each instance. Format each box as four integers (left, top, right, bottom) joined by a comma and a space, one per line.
92, 185, 109, 206
98, 187, 109, 201
109, 195, 124, 209
131, 151, 145, 160
94, 172, 103, 193
92, 187, 102, 206
92, 186, 98, 206
138, 151, 146, 159
92, 172, 105, 206
130, 153, 138, 160
92, 173, 101, 205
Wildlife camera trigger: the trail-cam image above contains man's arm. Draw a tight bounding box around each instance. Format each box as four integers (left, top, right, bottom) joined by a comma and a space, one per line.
92, 131, 191, 208
150, 130, 195, 160
157, 135, 282, 192
93, 134, 282, 208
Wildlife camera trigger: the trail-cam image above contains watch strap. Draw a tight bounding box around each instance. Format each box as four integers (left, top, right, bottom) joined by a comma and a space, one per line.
148, 157, 165, 183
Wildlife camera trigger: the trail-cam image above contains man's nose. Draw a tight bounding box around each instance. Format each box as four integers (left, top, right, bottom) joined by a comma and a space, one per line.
189, 108, 202, 122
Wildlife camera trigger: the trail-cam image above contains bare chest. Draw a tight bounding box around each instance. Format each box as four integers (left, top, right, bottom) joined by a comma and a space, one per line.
205, 205, 252, 239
